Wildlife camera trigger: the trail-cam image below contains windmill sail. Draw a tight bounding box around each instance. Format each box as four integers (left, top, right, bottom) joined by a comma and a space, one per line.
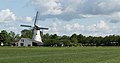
39, 27, 48, 30
21, 25, 32, 27
34, 11, 39, 27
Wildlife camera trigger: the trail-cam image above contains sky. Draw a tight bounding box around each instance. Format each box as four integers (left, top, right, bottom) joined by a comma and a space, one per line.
0, 0, 120, 36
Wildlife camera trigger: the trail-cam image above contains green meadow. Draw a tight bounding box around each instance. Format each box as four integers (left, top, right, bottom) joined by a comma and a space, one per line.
0, 47, 120, 63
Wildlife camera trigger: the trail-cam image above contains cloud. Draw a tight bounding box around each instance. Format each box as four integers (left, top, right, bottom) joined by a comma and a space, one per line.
0, 22, 18, 33
31, 0, 62, 15
79, 0, 120, 15
0, 9, 16, 23
64, 23, 84, 32
97, 0, 120, 14
109, 19, 120, 23
0, 9, 33, 23
46, 20, 113, 36
96, 21, 109, 30
31, 0, 85, 21
38, 13, 84, 21
31, 0, 120, 21
46, 21, 60, 35
18, 16, 33, 22
108, 12, 120, 23
86, 20, 112, 35
25, 17, 33, 22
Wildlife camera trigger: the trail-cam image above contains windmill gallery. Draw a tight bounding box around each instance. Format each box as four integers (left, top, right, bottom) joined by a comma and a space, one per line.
17, 11, 48, 46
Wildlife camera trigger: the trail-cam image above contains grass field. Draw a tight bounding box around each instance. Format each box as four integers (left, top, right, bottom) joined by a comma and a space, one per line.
0, 47, 120, 63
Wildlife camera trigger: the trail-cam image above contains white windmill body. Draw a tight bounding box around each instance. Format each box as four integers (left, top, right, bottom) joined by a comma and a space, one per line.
20, 11, 48, 45
32, 29, 42, 42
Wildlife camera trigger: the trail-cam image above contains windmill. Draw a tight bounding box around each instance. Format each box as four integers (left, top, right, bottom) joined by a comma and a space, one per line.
20, 11, 48, 45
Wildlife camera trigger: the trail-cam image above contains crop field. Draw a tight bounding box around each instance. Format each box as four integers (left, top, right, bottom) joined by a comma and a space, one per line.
0, 47, 120, 63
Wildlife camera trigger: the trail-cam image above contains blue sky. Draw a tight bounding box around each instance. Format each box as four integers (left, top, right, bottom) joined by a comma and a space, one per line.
0, 0, 120, 36
0, 0, 35, 16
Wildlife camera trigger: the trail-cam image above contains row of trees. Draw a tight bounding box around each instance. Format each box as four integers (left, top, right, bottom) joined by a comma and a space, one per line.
43, 33, 120, 46
0, 30, 20, 45
1, 29, 120, 46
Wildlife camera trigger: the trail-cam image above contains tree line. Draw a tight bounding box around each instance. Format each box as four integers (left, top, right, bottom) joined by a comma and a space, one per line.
0, 29, 120, 46
43, 33, 120, 46
0, 30, 20, 45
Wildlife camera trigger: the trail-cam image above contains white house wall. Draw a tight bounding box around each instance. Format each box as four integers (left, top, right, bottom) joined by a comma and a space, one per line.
18, 38, 32, 46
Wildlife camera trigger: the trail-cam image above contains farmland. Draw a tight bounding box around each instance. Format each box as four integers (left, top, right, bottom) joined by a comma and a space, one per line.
0, 47, 120, 63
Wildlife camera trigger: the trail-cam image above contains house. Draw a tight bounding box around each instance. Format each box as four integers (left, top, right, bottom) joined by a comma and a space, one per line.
17, 38, 44, 47
18, 38, 32, 46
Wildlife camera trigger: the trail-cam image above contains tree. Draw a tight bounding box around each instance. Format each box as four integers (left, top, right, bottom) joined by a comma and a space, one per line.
93, 37, 103, 46
0, 30, 11, 45
70, 34, 79, 46
15, 34, 20, 42
70, 34, 78, 43
43, 34, 60, 46
77, 34, 85, 43
21, 29, 32, 39
0, 33, 4, 43
9, 31, 16, 42
60, 35, 71, 46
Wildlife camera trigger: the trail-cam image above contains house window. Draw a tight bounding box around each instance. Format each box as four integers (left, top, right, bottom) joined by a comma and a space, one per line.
21, 39, 24, 42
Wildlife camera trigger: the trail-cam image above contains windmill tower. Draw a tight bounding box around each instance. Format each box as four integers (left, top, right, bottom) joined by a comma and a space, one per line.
20, 11, 48, 44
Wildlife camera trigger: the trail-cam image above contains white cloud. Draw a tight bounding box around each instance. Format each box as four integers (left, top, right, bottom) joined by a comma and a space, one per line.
111, 12, 120, 18
45, 20, 114, 36
31, 0, 62, 15
48, 21, 84, 35
50, 22, 58, 32
0, 9, 33, 23
25, 16, 32, 22
31, 0, 120, 15
17, 16, 33, 22
0, 9, 16, 23
31, 0, 120, 21
105, 12, 120, 23
97, 20, 109, 30
87, 20, 112, 34
64, 24, 72, 31
31, 0, 85, 20
45, 0, 62, 15
0, 22, 19, 34
64, 23, 84, 32
47, 21, 62, 35
98, 0, 120, 14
